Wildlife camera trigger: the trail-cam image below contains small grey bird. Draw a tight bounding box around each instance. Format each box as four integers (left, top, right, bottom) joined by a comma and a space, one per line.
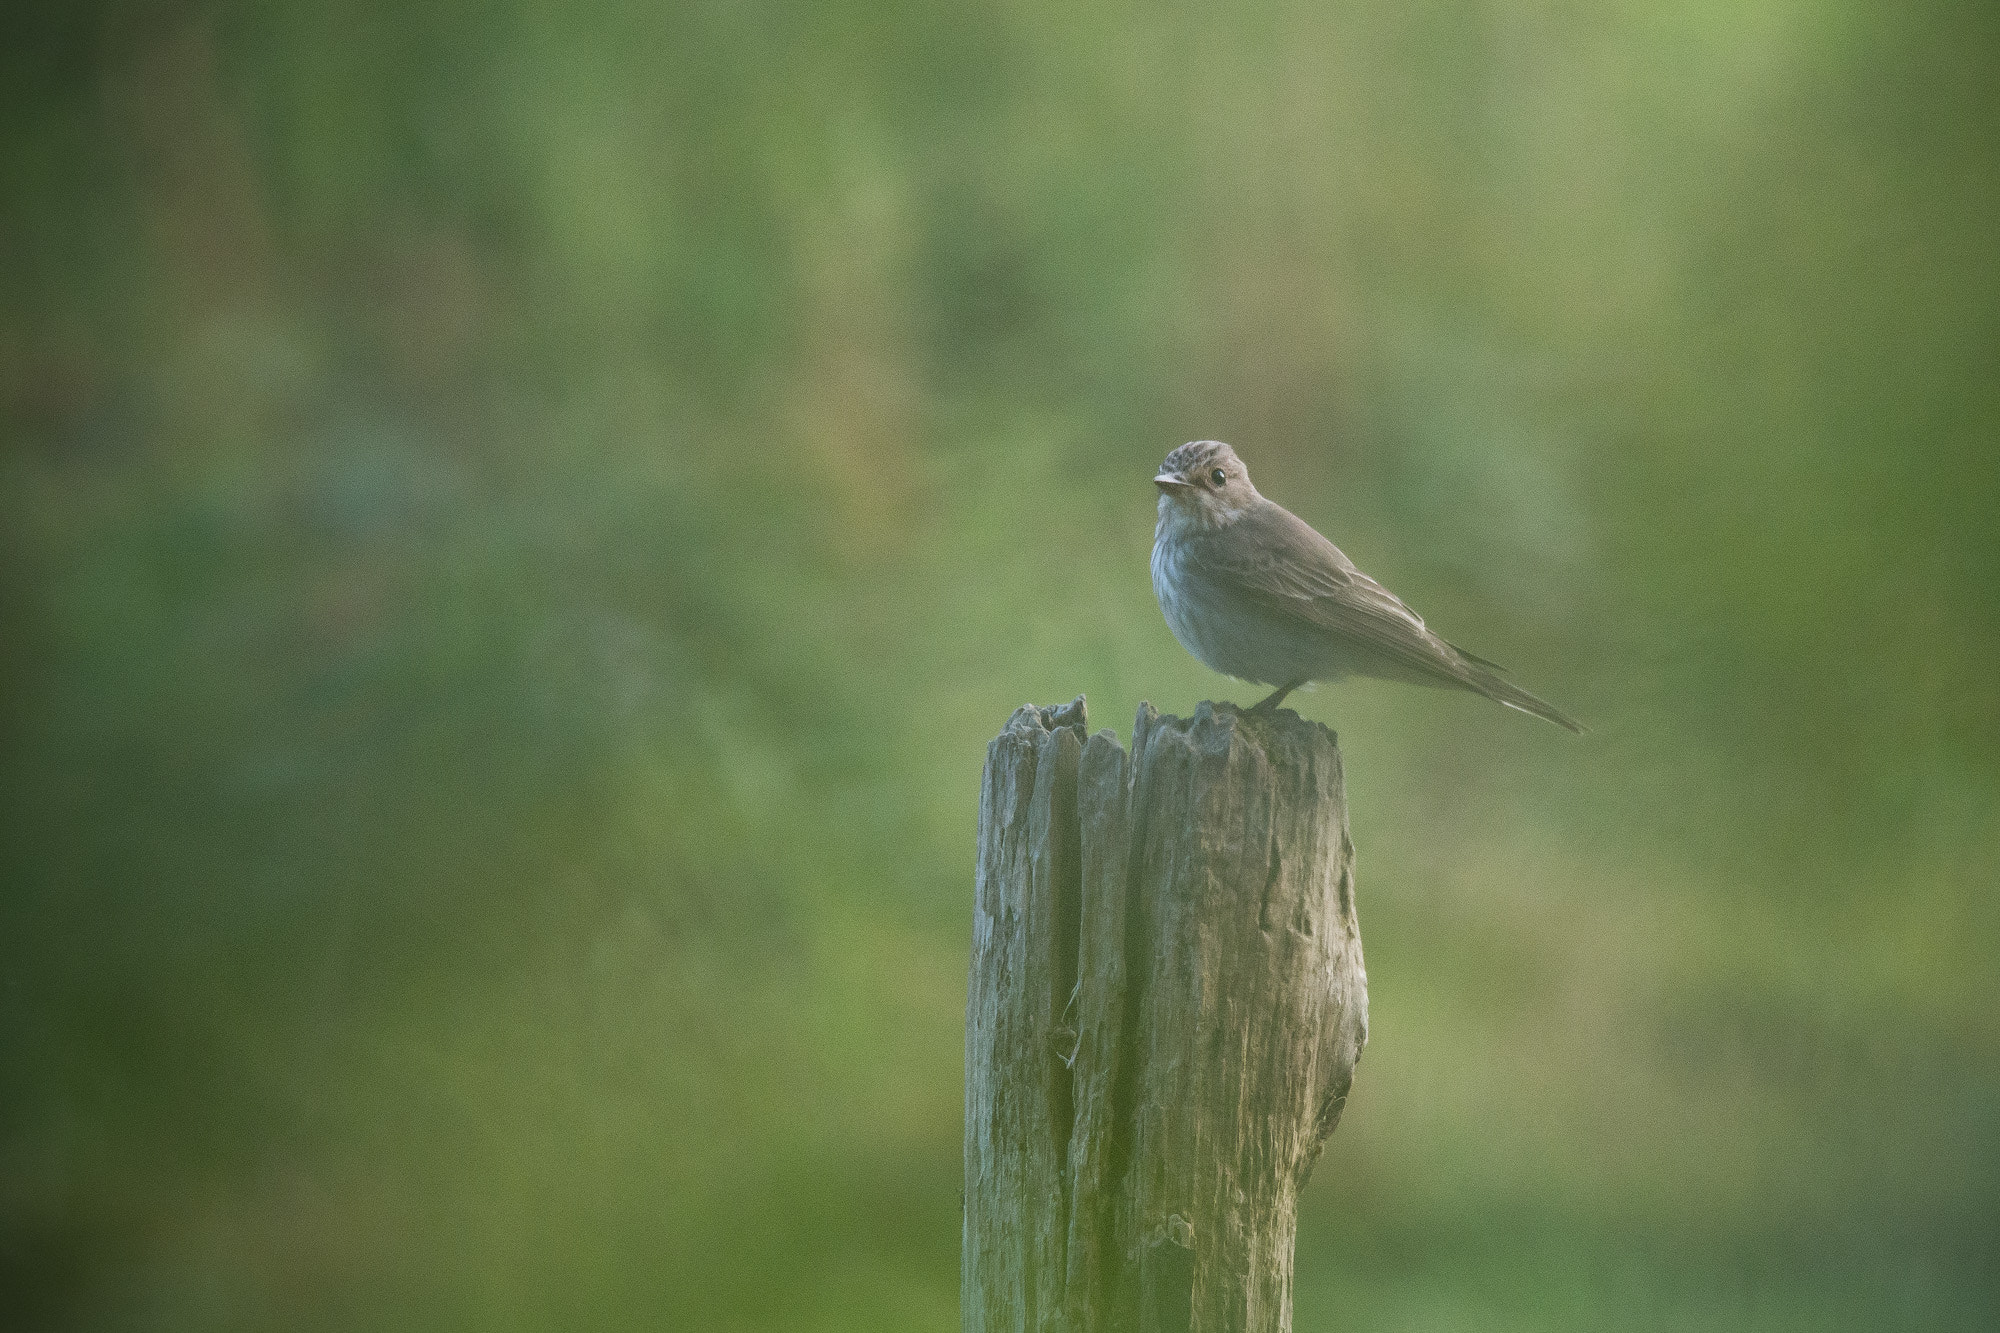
1151, 440, 1584, 731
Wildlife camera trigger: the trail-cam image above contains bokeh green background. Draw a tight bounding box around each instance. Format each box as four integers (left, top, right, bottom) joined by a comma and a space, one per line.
5, 2, 1997, 1329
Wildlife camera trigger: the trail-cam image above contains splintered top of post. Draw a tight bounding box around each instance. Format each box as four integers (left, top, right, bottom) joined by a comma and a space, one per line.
1002, 695, 1090, 739
1003, 695, 1339, 763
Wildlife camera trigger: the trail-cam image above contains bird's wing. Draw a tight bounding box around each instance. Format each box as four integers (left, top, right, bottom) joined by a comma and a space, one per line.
1186, 501, 1587, 730
1192, 503, 1467, 682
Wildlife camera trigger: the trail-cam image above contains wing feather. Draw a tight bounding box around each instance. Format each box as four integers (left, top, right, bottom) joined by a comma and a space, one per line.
1188, 504, 1466, 684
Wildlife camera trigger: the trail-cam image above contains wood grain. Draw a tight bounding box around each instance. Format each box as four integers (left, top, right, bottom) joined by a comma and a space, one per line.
966, 697, 1367, 1333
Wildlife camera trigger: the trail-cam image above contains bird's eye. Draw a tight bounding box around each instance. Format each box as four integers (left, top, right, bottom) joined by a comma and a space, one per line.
1210, 468, 1228, 486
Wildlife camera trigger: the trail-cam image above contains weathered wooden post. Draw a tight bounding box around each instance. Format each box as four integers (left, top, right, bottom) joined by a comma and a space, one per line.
966, 697, 1368, 1333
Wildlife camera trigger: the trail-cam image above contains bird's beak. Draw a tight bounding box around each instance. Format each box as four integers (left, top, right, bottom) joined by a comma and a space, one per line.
1154, 472, 1191, 492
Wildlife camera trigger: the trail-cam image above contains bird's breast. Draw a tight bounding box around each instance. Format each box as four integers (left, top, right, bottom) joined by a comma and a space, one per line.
1152, 533, 1232, 671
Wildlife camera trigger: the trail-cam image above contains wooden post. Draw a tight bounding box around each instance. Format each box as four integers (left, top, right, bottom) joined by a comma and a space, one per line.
965, 697, 1368, 1333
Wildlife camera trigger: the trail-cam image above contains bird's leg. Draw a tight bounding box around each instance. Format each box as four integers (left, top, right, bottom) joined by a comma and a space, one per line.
1248, 679, 1305, 714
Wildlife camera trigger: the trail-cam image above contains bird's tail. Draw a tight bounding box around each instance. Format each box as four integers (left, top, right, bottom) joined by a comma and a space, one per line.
1457, 660, 1586, 734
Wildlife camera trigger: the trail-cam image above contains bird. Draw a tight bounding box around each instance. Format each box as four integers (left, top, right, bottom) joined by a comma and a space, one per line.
1150, 440, 1584, 732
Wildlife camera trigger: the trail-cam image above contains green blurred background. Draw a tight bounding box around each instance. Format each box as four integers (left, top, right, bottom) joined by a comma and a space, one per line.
4, 1, 1997, 1328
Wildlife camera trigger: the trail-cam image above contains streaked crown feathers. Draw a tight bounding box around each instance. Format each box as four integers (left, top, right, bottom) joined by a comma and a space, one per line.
1161, 440, 1243, 479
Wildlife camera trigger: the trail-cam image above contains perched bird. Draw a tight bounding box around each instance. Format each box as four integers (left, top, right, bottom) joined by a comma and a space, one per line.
1151, 440, 1584, 731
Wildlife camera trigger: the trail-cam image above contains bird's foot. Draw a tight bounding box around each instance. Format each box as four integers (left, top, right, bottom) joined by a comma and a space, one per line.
1248, 680, 1305, 714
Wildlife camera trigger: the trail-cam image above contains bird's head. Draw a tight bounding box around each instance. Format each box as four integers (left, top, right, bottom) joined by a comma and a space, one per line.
1154, 440, 1257, 528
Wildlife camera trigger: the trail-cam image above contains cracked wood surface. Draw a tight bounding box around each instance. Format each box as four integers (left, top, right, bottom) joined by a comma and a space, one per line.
966, 697, 1368, 1333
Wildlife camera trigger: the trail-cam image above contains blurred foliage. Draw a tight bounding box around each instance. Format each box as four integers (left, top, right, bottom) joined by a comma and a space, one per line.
4, 1, 1998, 1329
